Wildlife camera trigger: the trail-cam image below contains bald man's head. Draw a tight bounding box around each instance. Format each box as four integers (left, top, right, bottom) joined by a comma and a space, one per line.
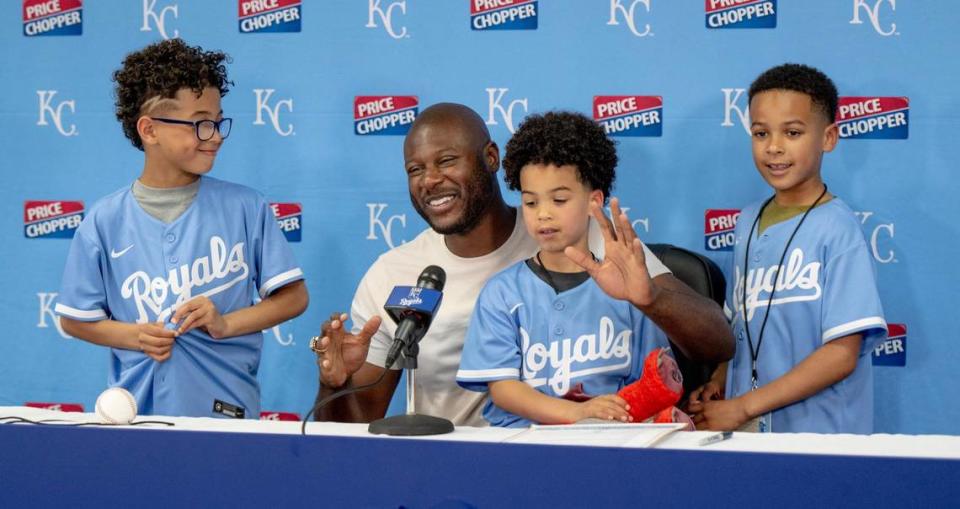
403, 103, 502, 235
404, 103, 492, 156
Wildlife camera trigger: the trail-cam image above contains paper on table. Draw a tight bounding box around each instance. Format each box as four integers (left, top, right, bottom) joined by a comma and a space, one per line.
503, 422, 686, 448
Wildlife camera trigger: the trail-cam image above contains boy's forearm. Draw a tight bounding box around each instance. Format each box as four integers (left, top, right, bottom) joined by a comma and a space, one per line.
489, 380, 576, 425
60, 317, 140, 350
220, 280, 308, 338
740, 334, 862, 418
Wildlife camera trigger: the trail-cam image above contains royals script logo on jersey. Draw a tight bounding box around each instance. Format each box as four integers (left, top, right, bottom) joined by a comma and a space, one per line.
521, 316, 633, 395
354, 96, 418, 135
873, 323, 905, 366
24, 200, 83, 239
238, 0, 301, 33
271, 202, 301, 242
837, 97, 909, 139
23, 0, 82, 36
121, 236, 250, 324
705, 209, 740, 252
705, 0, 776, 29
731, 248, 822, 322
471, 0, 538, 30
593, 96, 662, 137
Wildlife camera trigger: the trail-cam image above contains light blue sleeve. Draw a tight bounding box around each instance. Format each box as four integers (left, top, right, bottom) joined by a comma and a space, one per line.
820, 240, 887, 353
54, 225, 109, 322
254, 197, 304, 298
456, 279, 523, 392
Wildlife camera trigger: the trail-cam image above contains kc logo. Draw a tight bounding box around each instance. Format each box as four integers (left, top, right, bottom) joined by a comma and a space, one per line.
720, 87, 750, 135
366, 0, 408, 39
611, 205, 650, 234
606, 0, 652, 37
37, 292, 70, 339
850, 0, 897, 36
141, 0, 179, 40
37, 91, 77, 137
367, 203, 407, 249
253, 89, 294, 136
854, 211, 897, 264
485, 88, 528, 134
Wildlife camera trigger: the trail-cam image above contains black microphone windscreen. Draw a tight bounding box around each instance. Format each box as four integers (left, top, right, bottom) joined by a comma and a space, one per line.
417, 265, 446, 292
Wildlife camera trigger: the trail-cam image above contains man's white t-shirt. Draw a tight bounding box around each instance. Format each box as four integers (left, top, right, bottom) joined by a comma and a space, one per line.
351, 211, 670, 426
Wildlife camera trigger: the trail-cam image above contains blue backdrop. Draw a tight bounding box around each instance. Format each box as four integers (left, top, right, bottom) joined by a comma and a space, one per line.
2, 0, 956, 434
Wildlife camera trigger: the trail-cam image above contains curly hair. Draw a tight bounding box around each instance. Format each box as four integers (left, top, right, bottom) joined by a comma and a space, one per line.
503, 111, 617, 202
749, 63, 838, 124
113, 38, 232, 150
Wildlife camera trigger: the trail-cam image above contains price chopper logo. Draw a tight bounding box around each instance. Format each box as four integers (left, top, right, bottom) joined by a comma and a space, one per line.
837, 97, 908, 139
873, 323, 905, 366
238, 0, 301, 33
471, 0, 538, 30
593, 96, 662, 137
271, 203, 302, 242
24, 200, 83, 239
705, 209, 740, 252
23, 0, 82, 36
705, 0, 776, 29
354, 96, 418, 135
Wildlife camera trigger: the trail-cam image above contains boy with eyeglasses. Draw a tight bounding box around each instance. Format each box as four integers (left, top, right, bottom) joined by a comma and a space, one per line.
55, 39, 308, 418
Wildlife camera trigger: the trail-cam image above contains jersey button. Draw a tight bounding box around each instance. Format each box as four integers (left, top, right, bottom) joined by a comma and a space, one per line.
165, 233, 176, 243
753, 255, 760, 263
553, 326, 564, 336
553, 301, 565, 311
168, 255, 178, 264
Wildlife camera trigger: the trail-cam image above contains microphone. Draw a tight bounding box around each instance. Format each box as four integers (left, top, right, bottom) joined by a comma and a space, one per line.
618, 348, 684, 422
383, 265, 446, 369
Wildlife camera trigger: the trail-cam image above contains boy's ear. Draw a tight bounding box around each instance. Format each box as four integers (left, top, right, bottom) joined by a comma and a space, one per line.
589, 189, 604, 209
137, 116, 159, 146
822, 122, 839, 153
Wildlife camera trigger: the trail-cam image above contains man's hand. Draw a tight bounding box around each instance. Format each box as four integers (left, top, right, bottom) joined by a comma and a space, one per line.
171, 296, 228, 338
564, 197, 660, 308
685, 380, 725, 415
314, 312, 383, 388
137, 322, 176, 362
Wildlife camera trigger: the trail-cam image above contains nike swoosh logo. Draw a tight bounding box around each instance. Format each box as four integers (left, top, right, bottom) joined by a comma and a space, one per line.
110, 245, 134, 258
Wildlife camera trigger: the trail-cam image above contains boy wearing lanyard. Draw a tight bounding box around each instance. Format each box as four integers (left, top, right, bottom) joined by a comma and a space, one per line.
687, 64, 887, 433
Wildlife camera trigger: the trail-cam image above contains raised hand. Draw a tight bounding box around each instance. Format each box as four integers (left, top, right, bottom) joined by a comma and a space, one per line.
314, 312, 383, 388
564, 197, 659, 308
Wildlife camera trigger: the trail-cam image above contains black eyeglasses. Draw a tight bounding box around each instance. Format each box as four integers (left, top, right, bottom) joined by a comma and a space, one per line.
150, 117, 233, 141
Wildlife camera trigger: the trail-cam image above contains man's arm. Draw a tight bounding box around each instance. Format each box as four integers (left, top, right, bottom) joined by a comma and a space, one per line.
312, 313, 400, 423
566, 198, 734, 363
315, 361, 401, 423
641, 273, 734, 362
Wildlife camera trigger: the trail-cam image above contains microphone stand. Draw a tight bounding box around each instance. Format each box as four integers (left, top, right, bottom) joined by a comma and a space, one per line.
368, 341, 454, 436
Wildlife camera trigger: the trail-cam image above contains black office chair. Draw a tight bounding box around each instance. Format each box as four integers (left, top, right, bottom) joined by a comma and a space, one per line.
646, 243, 727, 401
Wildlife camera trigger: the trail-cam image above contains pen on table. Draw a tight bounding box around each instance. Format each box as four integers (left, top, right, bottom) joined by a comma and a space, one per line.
698, 431, 733, 446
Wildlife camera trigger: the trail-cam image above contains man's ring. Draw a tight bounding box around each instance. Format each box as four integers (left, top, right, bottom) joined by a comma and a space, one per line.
309, 336, 326, 355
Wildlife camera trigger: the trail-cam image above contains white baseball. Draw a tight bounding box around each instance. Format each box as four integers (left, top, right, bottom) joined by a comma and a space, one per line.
95, 387, 138, 425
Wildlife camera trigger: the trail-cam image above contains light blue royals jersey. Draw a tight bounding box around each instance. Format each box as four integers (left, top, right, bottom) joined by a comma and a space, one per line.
457, 262, 670, 427
724, 197, 886, 434
55, 176, 303, 418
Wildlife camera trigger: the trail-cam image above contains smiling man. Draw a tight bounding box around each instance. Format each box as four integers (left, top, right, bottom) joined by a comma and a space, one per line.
313, 103, 733, 426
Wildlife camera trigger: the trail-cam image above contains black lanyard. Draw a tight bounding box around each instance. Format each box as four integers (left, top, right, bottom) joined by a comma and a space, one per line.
742, 185, 828, 388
